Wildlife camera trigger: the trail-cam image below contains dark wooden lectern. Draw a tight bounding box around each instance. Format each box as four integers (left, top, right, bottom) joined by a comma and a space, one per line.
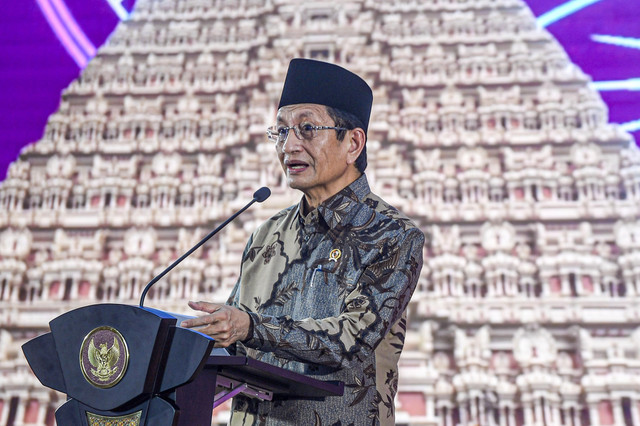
22, 304, 343, 425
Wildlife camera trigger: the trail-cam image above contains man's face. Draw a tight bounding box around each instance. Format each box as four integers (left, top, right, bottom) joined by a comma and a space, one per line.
275, 103, 358, 207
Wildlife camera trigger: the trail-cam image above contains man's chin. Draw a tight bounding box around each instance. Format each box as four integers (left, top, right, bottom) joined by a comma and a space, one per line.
286, 177, 309, 191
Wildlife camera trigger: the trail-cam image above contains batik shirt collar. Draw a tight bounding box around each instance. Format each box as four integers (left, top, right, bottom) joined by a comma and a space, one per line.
296, 173, 371, 230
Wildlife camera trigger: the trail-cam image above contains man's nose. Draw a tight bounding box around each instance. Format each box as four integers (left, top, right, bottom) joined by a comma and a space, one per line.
281, 129, 303, 152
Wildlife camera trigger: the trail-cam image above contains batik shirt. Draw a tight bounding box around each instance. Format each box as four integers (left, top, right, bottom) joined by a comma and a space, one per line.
227, 174, 425, 426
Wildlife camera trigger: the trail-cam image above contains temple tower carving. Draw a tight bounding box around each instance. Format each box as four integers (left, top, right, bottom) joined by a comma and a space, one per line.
1, 0, 639, 424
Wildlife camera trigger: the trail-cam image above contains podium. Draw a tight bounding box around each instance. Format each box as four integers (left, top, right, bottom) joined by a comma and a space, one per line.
22, 304, 343, 425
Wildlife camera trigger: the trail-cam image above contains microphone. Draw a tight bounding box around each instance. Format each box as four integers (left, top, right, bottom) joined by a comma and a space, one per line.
253, 186, 270, 203
138, 187, 271, 307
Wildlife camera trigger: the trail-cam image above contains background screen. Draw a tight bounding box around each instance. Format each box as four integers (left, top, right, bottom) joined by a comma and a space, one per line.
0, 0, 638, 179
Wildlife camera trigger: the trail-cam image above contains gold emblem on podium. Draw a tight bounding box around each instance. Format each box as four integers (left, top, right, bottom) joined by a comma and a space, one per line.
80, 326, 129, 388
86, 410, 142, 426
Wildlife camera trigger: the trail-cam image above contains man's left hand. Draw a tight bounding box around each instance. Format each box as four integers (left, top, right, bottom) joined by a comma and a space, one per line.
181, 301, 251, 347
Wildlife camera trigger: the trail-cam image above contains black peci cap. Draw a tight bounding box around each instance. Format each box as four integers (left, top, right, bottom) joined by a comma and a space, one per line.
278, 58, 373, 133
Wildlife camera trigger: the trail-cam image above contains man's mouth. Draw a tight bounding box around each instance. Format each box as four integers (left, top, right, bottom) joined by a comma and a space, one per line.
286, 161, 309, 173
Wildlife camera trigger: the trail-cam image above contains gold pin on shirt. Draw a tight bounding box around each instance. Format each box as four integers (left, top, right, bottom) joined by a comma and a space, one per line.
329, 249, 341, 262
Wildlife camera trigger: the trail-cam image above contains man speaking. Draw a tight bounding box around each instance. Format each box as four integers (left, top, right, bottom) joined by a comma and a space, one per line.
182, 59, 425, 425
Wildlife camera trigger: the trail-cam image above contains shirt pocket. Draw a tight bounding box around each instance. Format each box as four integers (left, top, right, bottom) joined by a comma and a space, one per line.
306, 264, 358, 317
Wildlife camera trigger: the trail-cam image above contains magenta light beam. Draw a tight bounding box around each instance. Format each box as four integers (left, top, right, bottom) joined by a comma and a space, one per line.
36, 0, 88, 67
50, 0, 97, 57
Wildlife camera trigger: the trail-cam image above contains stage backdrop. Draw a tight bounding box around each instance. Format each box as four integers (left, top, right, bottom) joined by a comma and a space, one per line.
0, 0, 639, 180
1, 1, 640, 425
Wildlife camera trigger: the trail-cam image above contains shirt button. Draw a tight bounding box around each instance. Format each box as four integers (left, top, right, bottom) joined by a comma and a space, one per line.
304, 235, 310, 242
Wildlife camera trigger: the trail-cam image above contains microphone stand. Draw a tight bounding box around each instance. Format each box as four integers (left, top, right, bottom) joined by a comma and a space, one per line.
139, 188, 270, 307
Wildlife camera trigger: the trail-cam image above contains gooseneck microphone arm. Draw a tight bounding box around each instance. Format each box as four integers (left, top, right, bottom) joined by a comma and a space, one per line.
139, 187, 271, 307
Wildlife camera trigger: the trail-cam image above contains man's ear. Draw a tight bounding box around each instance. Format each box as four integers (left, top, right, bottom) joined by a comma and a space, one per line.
346, 128, 366, 166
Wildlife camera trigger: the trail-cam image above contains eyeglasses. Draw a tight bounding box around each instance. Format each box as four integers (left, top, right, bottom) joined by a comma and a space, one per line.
266, 122, 348, 144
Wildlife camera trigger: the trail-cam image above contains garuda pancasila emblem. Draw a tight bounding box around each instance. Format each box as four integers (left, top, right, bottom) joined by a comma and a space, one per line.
88, 337, 120, 382
80, 326, 128, 388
